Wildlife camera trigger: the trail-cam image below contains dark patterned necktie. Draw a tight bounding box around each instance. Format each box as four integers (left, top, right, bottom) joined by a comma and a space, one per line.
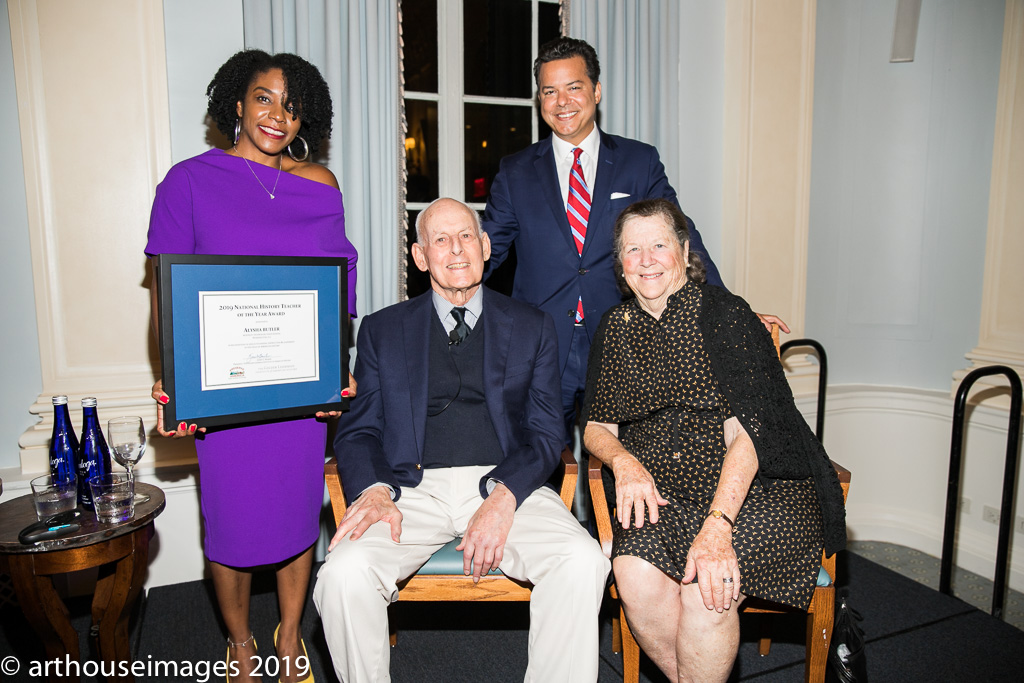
450, 307, 470, 345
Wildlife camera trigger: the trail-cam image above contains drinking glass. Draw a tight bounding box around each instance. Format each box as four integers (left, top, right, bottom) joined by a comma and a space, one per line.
30, 473, 77, 520
88, 473, 134, 524
107, 416, 150, 503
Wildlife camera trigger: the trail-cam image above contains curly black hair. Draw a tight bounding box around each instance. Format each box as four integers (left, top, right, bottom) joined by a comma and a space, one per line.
206, 50, 333, 156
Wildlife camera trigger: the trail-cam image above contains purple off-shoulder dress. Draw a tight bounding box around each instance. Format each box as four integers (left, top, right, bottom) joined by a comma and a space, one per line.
146, 149, 358, 567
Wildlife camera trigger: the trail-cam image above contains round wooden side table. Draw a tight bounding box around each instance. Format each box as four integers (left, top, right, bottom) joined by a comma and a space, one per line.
0, 482, 165, 682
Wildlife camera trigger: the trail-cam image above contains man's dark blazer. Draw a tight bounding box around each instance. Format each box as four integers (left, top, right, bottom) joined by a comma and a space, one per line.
334, 288, 563, 508
483, 130, 723, 370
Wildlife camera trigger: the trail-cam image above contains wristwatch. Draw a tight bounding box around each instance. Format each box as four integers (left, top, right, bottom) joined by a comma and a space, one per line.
706, 509, 735, 528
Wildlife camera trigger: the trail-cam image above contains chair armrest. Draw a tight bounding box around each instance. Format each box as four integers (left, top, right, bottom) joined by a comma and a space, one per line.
820, 551, 837, 583
325, 457, 348, 526
587, 454, 614, 558
558, 446, 578, 510
820, 460, 852, 580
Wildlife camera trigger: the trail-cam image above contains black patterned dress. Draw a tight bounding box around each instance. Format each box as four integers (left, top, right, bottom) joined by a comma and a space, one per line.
584, 282, 825, 609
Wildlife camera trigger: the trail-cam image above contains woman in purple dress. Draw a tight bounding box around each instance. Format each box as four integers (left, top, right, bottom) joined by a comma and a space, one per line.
146, 51, 357, 683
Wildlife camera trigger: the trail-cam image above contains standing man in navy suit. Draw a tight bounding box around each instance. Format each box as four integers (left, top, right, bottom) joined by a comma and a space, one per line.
484, 38, 785, 443
314, 198, 610, 682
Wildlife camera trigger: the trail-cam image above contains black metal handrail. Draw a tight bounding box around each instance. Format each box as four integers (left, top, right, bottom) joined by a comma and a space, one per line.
780, 339, 828, 442
939, 365, 1022, 619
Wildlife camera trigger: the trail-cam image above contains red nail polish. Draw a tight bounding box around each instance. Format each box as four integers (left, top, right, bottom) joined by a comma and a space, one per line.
341, 389, 349, 397
159, 395, 169, 404
179, 422, 186, 431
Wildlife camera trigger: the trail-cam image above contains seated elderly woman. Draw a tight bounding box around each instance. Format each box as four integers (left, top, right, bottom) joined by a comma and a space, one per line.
582, 198, 846, 682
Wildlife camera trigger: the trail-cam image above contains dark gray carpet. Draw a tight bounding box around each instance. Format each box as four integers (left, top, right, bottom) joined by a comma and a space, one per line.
1, 551, 1022, 681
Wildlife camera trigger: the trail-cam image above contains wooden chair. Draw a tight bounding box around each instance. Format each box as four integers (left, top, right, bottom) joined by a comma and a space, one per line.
324, 448, 577, 643
588, 325, 852, 683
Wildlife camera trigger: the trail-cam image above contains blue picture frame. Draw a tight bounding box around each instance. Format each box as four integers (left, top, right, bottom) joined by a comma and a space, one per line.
156, 254, 349, 431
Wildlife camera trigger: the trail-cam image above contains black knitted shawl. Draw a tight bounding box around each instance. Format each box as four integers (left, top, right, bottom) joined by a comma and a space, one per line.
697, 283, 847, 555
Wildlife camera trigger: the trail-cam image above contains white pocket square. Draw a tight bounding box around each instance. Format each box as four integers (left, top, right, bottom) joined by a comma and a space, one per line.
610, 192, 631, 200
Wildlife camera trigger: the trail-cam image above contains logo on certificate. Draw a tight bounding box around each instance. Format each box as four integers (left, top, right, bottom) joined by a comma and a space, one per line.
229, 366, 246, 378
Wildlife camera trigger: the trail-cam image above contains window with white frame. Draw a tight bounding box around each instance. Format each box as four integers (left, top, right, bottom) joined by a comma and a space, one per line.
403, 0, 561, 297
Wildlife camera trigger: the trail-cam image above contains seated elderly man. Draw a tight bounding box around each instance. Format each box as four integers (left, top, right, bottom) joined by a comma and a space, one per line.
314, 197, 610, 682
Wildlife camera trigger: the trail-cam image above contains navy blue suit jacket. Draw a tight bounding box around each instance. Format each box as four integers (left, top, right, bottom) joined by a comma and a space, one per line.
483, 130, 723, 370
334, 288, 563, 508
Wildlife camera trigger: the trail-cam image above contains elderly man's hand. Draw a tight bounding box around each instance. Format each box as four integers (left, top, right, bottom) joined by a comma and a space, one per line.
457, 484, 516, 582
681, 518, 741, 612
328, 485, 402, 551
611, 453, 669, 529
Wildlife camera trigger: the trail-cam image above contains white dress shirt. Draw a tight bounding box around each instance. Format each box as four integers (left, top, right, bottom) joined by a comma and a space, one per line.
551, 125, 601, 209
431, 286, 483, 334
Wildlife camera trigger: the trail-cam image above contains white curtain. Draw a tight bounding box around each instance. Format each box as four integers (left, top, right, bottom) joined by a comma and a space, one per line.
565, 0, 725, 250
242, 0, 401, 318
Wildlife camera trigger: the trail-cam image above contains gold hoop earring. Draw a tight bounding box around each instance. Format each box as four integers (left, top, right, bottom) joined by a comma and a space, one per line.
288, 135, 309, 162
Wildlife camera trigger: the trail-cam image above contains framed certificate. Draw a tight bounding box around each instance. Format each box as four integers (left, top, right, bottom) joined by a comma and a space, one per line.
156, 254, 350, 431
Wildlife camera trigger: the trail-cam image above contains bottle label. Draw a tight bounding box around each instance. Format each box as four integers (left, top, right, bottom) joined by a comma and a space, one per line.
78, 406, 111, 510
50, 404, 78, 486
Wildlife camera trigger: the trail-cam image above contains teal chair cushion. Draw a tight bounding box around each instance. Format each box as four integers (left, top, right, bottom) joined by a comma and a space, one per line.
816, 565, 832, 587
419, 541, 831, 584
417, 538, 503, 576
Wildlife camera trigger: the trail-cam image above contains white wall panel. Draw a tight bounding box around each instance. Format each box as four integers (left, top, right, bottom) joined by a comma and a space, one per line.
808, 0, 1003, 389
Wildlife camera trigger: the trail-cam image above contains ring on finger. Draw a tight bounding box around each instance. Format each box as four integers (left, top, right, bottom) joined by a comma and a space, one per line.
723, 577, 734, 584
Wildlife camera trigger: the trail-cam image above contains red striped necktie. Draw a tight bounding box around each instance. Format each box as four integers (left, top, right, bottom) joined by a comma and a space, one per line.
567, 147, 590, 323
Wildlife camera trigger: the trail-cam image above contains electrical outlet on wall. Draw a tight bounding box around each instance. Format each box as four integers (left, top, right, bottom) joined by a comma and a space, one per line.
982, 505, 1000, 525
960, 497, 972, 514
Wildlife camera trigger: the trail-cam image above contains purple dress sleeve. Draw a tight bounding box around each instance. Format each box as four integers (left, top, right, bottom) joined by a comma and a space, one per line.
145, 162, 197, 256
322, 191, 359, 318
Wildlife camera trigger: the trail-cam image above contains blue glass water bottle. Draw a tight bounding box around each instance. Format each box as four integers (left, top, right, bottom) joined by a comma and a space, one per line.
48, 395, 78, 486
77, 397, 112, 509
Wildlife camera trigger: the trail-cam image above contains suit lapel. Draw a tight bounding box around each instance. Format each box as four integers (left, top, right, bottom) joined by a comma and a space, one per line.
481, 290, 511, 455
533, 138, 579, 254
582, 131, 617, 261
403, 294, 433, 457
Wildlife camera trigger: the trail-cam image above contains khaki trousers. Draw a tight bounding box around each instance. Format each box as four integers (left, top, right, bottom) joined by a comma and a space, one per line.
313, 466, 610, 682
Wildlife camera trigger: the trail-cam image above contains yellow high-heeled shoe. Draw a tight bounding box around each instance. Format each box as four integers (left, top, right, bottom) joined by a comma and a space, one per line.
274, 623, 314, 683
226, 632, 257, 683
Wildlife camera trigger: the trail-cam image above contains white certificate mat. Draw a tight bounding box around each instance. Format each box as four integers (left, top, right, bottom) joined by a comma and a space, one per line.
198, 290, 320, 390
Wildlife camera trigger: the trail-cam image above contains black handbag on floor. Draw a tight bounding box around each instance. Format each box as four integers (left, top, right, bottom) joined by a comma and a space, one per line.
827, 588, 868, 683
